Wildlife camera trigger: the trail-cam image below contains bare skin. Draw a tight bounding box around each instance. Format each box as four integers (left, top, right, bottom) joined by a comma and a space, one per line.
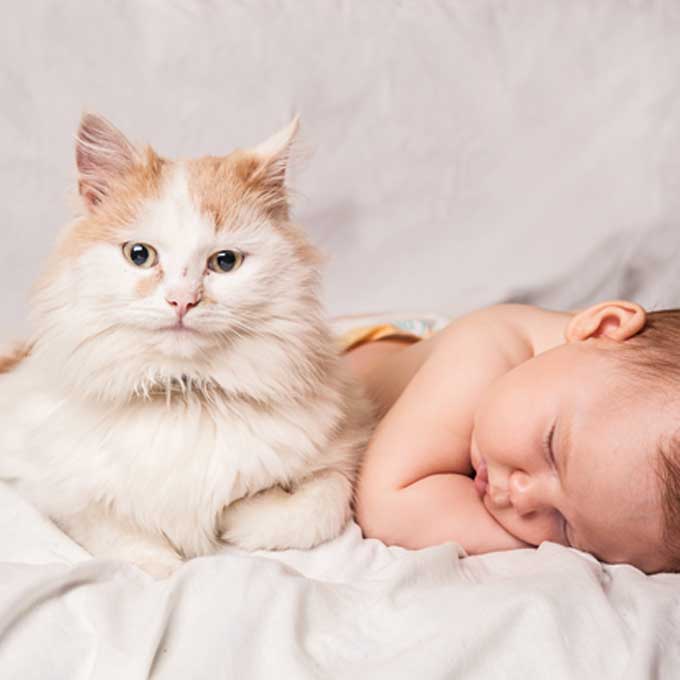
347, 301, 670, 573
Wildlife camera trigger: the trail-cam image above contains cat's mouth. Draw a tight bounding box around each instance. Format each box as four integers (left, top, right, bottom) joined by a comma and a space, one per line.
160, 321, 200, 335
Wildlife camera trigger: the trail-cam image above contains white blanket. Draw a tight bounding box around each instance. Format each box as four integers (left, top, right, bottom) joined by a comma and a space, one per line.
1, 482, 678, 679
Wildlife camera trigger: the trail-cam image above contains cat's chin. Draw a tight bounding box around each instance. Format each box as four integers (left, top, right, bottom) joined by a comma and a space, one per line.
147, 326, 212, 359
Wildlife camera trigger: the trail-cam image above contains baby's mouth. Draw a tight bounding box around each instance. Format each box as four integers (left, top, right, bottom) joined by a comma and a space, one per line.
474, 459, 489, 498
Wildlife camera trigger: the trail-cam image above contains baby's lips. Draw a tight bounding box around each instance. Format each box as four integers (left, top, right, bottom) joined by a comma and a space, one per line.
474, 459, 488, 498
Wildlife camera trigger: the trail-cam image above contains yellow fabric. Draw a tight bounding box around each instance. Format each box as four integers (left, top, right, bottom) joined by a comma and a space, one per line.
338, 324, 423, 353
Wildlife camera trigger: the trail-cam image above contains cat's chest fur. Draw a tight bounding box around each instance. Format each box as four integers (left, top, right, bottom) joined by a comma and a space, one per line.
0, 363, 348, 556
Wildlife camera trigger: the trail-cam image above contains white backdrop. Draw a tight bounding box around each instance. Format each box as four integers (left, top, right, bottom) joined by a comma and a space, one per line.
2, 1, 680, 343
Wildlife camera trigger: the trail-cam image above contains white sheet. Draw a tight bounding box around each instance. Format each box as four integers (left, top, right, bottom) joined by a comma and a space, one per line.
2, 0, 680, 677
1, 482, 678, 679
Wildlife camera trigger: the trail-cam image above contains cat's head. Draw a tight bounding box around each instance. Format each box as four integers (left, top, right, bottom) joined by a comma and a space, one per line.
31, 113, 327, 401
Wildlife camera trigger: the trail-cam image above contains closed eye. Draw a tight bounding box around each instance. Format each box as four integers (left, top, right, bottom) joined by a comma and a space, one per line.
543, 420, 557, 471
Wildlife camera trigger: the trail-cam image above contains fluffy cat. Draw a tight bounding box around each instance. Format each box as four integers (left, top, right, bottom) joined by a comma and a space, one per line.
0, 113, 374, 577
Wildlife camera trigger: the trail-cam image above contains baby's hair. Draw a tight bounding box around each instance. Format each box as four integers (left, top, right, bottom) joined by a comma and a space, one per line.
618, 309, 680, 570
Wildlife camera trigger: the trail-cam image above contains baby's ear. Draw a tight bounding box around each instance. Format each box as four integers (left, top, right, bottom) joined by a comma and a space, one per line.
76, 113, 141, 211
236, 116, 300, 217
566, 300, 647, 343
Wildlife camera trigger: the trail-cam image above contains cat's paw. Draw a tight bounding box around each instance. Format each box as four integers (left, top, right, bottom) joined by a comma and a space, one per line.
220, 473, 353, 551
220, 487, 293, 551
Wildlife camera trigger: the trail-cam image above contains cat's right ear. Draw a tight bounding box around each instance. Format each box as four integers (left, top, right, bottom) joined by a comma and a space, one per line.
76, 113, 140, 211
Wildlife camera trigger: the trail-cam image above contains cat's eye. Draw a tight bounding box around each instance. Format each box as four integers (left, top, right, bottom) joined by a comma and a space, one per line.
207, 250, 244, 273
122, 242, 158, 269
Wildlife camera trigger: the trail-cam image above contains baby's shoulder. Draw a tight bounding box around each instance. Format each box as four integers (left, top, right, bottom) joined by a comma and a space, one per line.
492, 304, 572, 357
433, 304, 571, 364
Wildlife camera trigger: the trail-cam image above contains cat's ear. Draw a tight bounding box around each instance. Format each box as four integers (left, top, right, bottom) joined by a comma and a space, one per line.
239, 116, 299, 217
75, 113, 141, 211
250, 115, 299, 188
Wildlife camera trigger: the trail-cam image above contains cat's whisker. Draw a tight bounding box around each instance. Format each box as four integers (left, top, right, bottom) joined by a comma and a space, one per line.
66, 323, 124, 360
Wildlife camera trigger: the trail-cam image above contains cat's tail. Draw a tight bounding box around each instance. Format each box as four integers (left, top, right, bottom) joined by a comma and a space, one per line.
0, 341, 32, 374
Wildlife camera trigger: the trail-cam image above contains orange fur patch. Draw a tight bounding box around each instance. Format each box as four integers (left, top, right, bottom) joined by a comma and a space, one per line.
135, 265, 164, 298
34, 148, 168, 297
186, 151, 290, 229
185, 152, 321, 269
70, 147, 167, 251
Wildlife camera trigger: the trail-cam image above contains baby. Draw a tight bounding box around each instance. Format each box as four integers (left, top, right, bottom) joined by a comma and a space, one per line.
343, 301, 680, 574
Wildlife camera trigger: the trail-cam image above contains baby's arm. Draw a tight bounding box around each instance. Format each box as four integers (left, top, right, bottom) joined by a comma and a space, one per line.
355, 305, 547, 554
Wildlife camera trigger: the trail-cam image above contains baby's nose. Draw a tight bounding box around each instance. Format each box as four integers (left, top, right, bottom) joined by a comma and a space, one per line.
488, 484, 510, 508
508, 471, 541, 516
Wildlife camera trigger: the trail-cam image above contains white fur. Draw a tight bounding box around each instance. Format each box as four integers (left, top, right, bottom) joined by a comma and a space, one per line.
0, 150, 373, 577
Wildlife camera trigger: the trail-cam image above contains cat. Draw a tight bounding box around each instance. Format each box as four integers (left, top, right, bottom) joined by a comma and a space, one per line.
0, 113, 374, 578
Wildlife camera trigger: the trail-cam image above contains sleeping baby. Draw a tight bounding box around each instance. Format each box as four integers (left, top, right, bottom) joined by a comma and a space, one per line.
343, 301, 679, 574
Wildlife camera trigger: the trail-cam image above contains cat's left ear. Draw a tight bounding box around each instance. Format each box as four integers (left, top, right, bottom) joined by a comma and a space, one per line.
240, 116, 299, 217
76, 113, 142, 211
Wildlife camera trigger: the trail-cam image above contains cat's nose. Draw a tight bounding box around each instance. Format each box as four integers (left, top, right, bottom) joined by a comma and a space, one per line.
165, 290, 201, 319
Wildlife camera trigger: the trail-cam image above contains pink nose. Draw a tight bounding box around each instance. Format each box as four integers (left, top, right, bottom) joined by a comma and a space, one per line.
165, 291, 201, 319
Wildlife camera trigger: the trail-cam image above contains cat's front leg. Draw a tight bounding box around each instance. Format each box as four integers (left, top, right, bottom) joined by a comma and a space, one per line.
58, 504, 184, 579
219, 469, 353, 551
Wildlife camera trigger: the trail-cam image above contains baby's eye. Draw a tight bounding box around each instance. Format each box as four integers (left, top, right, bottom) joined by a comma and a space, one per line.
543, 421, 558, 471
207, 250, 244, 273
122, 242, 158, 269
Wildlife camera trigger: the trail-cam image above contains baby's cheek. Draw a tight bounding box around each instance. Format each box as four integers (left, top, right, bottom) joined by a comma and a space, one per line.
487, 501, 563, 546
469, 430, 482, 470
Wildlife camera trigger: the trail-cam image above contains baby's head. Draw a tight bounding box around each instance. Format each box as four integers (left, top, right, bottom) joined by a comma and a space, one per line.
472, 300, 680, 574
615, 308, 680, 571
